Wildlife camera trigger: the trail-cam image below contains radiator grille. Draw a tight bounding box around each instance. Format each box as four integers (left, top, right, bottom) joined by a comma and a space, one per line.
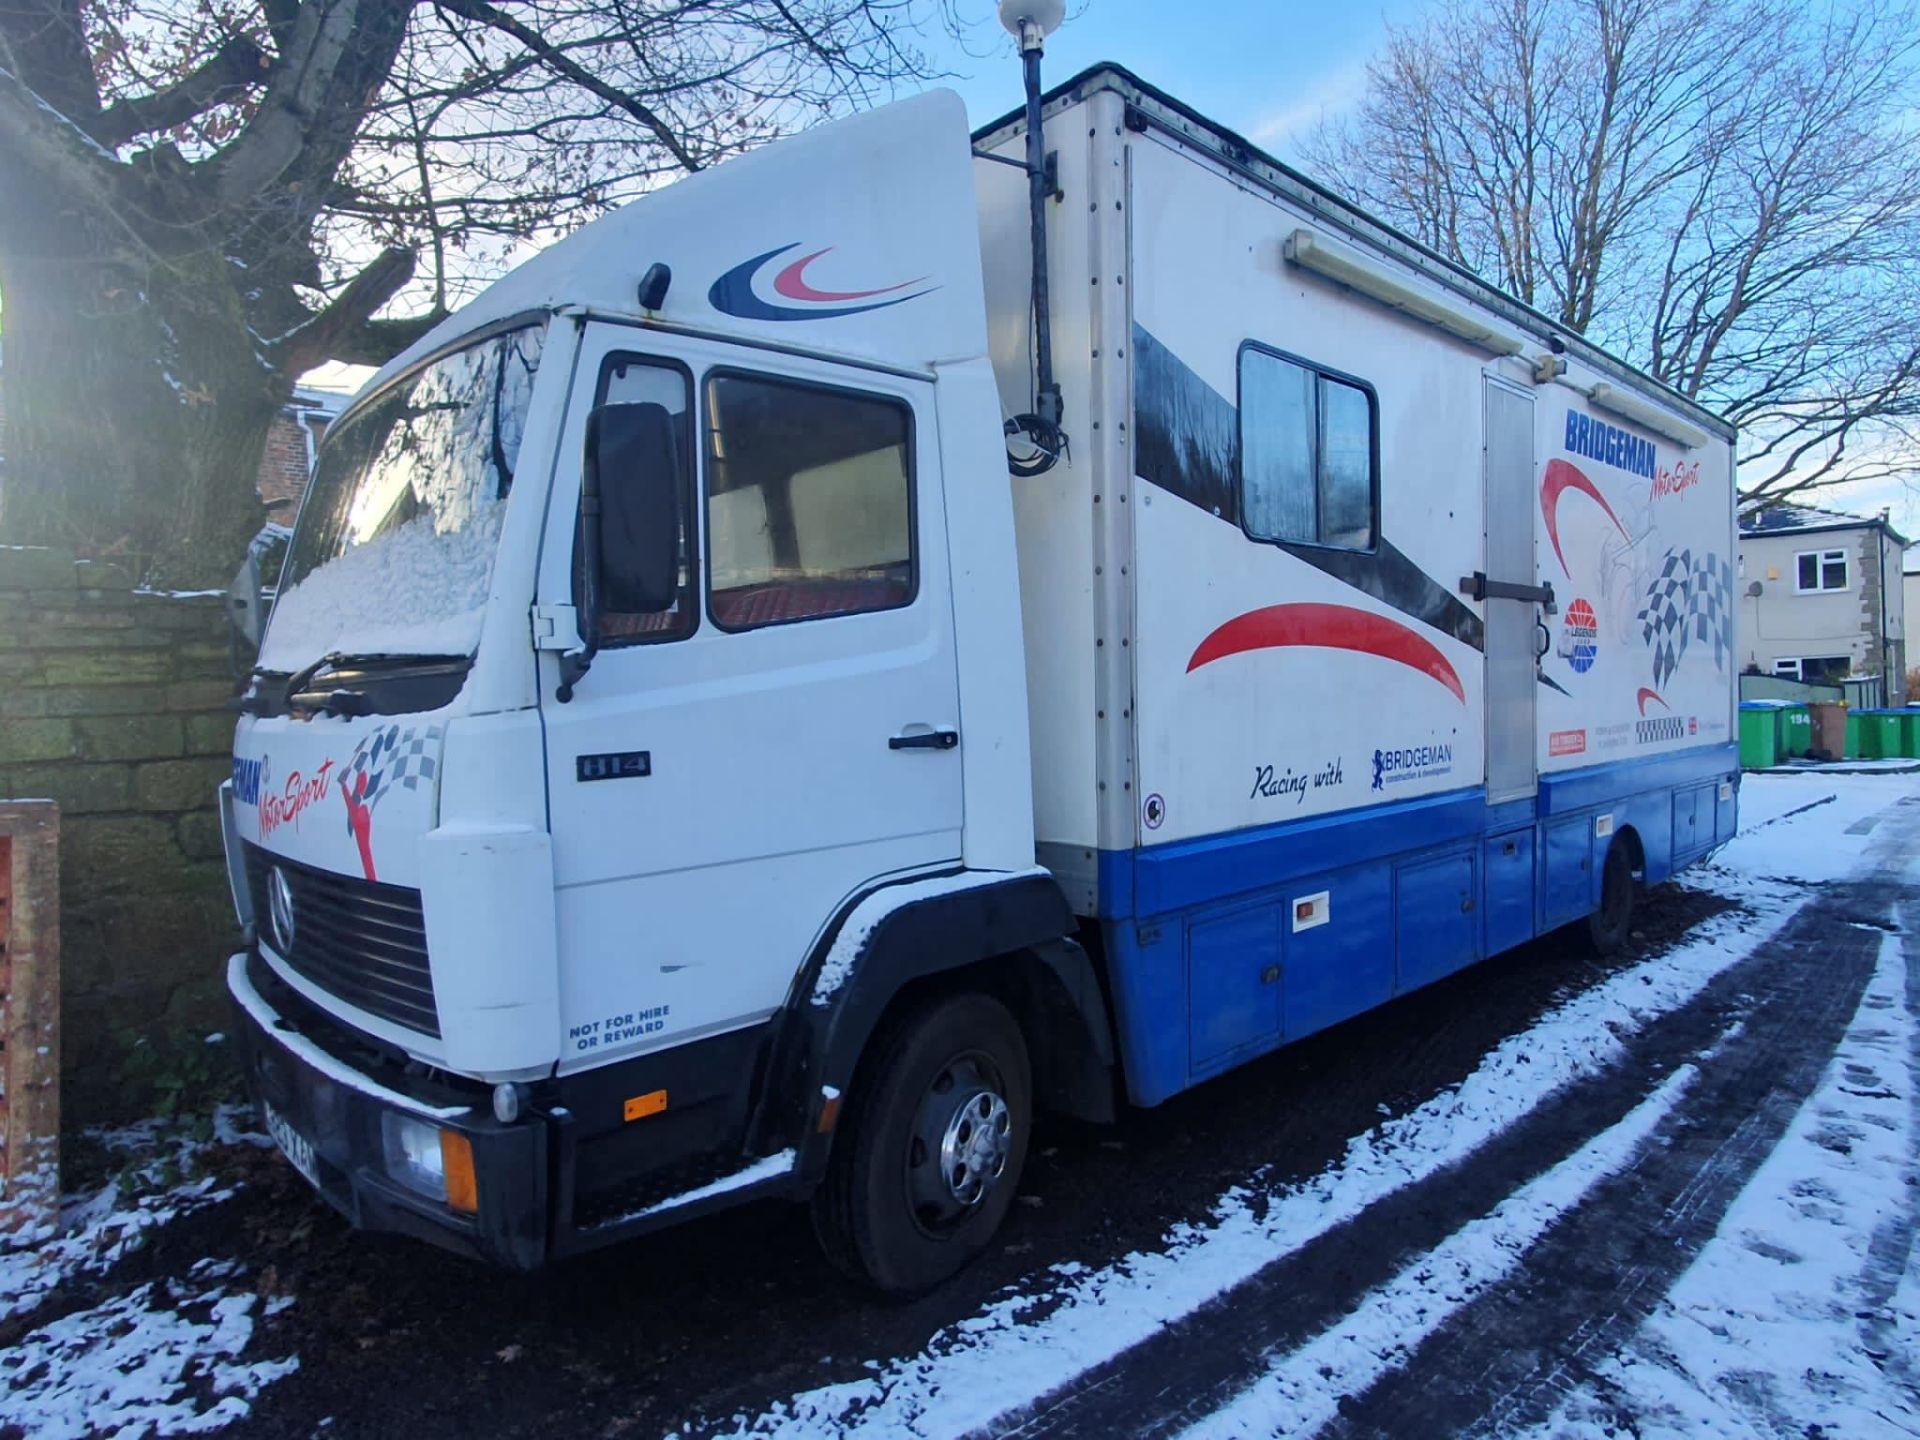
246, 844, 439, 1038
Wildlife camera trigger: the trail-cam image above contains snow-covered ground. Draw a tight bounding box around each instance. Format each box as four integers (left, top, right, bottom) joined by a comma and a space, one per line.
702, 770, 1920, 1440
0, 1110, 297, 1439
1523, 926, 1918, 1439
4, 770, 1916, 1440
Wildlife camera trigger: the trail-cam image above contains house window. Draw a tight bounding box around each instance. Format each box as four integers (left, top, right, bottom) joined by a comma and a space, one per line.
704, 372, 914, 631
1795, 548, 1848, 592
1238, 345, 1377, 551
1772, 656, 1849, 683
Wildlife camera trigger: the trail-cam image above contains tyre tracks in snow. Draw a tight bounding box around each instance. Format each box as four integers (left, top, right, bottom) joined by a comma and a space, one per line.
991, 813, 1920, 1440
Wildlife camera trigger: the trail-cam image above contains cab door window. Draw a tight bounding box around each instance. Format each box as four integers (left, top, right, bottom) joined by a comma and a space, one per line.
703, 372, 915, 630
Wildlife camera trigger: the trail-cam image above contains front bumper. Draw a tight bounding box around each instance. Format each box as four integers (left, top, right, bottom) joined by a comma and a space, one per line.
227, 952, 550, 1268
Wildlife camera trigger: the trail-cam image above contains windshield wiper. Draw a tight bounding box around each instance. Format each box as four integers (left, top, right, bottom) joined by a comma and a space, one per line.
281, 653, 470, 715
283, 651, 348, 707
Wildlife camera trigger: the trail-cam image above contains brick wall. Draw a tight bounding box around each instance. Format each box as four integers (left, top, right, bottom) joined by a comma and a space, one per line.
0, 545, 240, 1121
257, 410, 313, 517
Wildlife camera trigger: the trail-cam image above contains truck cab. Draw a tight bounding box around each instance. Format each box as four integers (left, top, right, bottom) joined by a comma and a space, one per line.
223, 89, 1105, 1292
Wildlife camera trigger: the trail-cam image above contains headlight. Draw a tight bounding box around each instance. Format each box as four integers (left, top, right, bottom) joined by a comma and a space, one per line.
380, 1113, 478, 1213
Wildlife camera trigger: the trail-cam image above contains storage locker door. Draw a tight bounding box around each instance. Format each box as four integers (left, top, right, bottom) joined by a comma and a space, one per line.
1484, 380, 1538, 803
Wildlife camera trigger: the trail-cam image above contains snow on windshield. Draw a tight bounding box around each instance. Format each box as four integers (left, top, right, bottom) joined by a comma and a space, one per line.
259, 324, 545, 672
256, 502, 508, 667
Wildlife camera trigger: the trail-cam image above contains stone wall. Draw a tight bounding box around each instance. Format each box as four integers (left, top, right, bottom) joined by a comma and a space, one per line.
0, 545, 239, 1121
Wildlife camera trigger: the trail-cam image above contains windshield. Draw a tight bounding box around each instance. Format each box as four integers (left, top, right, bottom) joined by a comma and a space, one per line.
258, 322, 548, 673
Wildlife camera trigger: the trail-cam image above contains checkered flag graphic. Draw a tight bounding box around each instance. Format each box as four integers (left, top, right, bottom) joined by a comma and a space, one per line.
1636, 546, 1694, 688
342, 723, 440, 814
1688, 552, 1733, 671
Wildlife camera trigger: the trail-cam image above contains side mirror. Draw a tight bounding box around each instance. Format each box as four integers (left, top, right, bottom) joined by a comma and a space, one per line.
558, 401, 682, 702
590, 402, 681, 614
227, 548, 265, 649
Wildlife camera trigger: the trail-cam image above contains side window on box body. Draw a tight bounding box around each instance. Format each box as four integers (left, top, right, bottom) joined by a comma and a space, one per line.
594, 356, 696, 643
1239, 345, 1377, 552
704, 372, 914, 630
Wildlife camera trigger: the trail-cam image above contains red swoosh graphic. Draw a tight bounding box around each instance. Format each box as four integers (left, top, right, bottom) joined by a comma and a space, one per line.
1187, 602, 1465, 703
1541, 459, 1629, 576
773, 247, 926, 303
1637, 688, 1668, 715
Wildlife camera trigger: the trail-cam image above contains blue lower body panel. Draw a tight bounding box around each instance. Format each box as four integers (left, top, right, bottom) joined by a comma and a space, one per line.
1099, 743, 1738, 1107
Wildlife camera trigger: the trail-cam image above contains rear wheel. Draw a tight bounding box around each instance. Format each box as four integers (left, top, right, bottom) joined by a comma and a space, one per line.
813, 991, 1031, 1296
1587, 839, 1637, 955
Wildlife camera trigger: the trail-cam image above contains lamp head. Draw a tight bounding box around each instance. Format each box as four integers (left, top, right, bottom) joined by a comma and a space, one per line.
998, 0, 1065, 50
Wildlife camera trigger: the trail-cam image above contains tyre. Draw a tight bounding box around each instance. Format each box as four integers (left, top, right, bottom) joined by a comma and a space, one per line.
1587, 839, 1637, 956
813, 991, 1031, 1296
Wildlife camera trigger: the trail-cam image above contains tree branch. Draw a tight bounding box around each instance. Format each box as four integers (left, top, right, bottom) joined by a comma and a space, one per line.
434, 0, 703, 173
269, 245, 419, 372
89, 32, 270, 148
206, 0, 410, 209
326, 309, 450, 367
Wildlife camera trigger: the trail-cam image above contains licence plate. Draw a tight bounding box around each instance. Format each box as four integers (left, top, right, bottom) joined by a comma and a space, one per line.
264, 1101, 321, 1189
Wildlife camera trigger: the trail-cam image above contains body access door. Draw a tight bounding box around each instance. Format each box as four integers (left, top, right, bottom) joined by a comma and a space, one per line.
1481, 378, 1542, 804
538, 324, 964, 1071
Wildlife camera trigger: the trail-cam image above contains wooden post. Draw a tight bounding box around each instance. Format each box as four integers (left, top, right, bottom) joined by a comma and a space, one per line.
0, 801, 60, 1233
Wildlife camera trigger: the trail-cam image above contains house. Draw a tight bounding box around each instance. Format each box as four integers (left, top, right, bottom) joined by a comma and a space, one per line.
258, 385, 348, 516
1737, 503, 1907, 703
1906, 547, 1920, 676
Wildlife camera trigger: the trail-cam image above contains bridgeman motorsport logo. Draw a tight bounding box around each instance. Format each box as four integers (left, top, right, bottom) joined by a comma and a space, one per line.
233, 753, 337, 840
1371, 739, 1455, 791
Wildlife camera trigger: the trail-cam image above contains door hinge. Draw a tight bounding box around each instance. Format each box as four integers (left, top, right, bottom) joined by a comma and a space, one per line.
531, 604, 582, 651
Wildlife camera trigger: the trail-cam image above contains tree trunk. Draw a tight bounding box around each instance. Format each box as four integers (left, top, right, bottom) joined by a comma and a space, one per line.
0, 217, 282, 587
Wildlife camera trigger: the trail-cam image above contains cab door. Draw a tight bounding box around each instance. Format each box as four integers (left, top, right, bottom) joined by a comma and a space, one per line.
537, 325, 963, 1071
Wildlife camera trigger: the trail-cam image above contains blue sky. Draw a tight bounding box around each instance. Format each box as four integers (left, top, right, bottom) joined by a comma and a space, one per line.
917, 0, 1425, 161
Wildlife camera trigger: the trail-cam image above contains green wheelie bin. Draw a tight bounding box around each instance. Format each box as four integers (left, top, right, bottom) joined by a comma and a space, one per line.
1739, 702, 1780, 770
1777, 702, 1813, 757
1899, 707, 1920, 758
1860, 708, 1905, 759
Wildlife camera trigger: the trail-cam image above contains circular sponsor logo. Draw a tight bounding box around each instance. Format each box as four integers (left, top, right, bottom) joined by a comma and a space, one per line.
1563, 598, 1599, 674
1143, 793, 1166, 830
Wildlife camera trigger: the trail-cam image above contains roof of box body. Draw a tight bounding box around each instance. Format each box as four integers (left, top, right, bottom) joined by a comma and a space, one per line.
975, 63, 1736, 445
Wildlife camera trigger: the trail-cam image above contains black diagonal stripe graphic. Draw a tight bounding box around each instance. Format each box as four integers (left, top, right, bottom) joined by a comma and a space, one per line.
1132, 321, 1486, 653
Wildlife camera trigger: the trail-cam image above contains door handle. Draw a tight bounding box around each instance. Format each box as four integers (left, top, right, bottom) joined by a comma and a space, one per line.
890, 728, 959, 751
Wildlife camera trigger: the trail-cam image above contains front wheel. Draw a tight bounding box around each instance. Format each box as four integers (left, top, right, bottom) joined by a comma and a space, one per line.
813, 992, 1031, 1296
1587, 839, 1638, 956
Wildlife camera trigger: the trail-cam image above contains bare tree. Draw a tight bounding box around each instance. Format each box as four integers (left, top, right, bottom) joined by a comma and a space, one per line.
0, 0, 953, 581
1304, 0, 1920, 507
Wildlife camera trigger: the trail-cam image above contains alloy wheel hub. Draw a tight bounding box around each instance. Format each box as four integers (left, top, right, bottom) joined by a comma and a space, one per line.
938, 1089, 1011, 1207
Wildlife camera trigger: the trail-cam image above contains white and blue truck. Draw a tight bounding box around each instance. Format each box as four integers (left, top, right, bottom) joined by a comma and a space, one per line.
222, 45, 1738, 1293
